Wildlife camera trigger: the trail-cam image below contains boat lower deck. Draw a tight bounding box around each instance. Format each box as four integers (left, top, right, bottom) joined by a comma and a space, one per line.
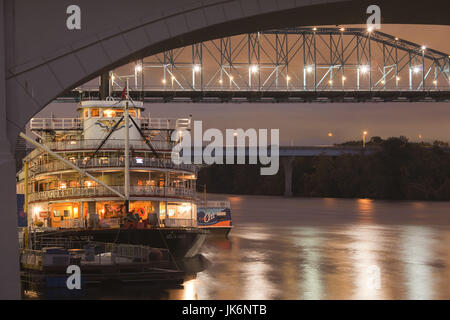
32, 227, 209, 259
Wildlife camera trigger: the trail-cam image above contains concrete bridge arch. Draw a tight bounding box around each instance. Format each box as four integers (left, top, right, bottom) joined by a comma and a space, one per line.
1, 0, 449, 298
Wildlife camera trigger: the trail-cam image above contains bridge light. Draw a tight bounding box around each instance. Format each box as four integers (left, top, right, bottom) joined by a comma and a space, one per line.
162, 79, 166, 84
111, 74, 115, 82
250, 65, 259, 73
359, 65, 370, 74
286, 75, 291, 81
342, 76, 346, 81
339, 27, 345, 32
433, 80, 438, 85
328, 80, 333, 85
421, 45, 426, 51
193, 65, 201, 73
412, 66, 421, 74
306, 65, 313, 73
328, 132, 333, 137
395, 37, 399, 41
219, 79, 223, 84
381, 80, 385, 85
396, 76, 401, 81
135, 64, 142, 73
418, 134, 423, 139
367, 26, 374, 33
312, 27, 317, 31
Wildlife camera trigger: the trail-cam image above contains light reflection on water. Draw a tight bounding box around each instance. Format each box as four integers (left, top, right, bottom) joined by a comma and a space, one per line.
401, 226, 435, 300
295, 228, 323, 299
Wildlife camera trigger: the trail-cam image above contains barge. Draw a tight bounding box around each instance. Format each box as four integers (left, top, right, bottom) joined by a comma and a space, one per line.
21, 238, 184, 298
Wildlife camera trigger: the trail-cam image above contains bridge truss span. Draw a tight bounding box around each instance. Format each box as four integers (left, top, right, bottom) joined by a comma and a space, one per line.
69, 27, 450, 103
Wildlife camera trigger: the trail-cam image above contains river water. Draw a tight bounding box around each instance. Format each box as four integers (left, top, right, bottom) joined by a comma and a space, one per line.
27, 195, 450, 300
168, 195, 450, 300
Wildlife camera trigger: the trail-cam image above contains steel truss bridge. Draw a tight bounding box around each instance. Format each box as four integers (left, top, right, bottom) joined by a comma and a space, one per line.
62, 27, 450, 103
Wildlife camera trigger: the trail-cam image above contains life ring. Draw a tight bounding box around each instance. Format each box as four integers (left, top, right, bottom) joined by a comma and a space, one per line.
137, 208, 145, 217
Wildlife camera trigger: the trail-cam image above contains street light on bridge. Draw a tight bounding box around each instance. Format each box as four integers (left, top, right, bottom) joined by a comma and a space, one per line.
193, 65, 201, 73
359, 65, 370, 74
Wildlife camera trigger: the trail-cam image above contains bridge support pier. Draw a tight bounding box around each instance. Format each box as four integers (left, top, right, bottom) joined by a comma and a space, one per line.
0, 0, 21, 299
281, 157, 295, 197
0, 149, 21, 299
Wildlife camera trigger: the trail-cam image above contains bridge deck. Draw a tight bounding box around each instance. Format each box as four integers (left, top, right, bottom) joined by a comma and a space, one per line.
59, 90, 450, 103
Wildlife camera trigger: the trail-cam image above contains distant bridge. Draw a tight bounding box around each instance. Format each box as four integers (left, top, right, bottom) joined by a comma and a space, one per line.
188, 145, 380, 197
188, 145, 379, 157
188, 145, 450, 196
62, 28, 450, 103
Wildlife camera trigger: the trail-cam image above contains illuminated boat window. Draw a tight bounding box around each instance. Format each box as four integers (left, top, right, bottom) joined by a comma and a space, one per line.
103, 109, 115, 117
91, 108, 99, 117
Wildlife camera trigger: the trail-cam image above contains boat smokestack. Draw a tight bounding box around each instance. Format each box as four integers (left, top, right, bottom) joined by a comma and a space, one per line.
99, 72, 109, 100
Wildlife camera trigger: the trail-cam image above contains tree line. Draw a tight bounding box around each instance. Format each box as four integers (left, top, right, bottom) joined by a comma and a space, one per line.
197, 137, 450, 200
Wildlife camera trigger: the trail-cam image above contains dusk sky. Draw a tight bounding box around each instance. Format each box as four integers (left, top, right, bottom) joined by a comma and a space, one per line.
35, 24, 450, 146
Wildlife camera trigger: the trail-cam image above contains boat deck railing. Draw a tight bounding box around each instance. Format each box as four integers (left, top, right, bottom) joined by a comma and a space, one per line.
60, 219, 85, 229
197, 200, 231, 208
31, 156, 196, 175
29, 117, 191, 131
28, 185, 196, 202
164, 218, 195, 227
22, 238, 172, 266
140, 117, 191, 130
40, 139, 175, 152
29, 118, 83, 131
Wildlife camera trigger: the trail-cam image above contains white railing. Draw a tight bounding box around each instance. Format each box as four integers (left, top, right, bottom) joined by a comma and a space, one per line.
28, 185, 195, 202
32, 157, 196, 175
164, 218, 195, 227
30, 118, 83, 130
197, 200, 231, 208
60, 219, 85, 229
40, 139, 175, 151
140, 118, 190, 130
30, 117, 190, 131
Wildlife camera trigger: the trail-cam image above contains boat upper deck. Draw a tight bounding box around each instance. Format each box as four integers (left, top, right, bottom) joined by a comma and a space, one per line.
30, 117, 191, 132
